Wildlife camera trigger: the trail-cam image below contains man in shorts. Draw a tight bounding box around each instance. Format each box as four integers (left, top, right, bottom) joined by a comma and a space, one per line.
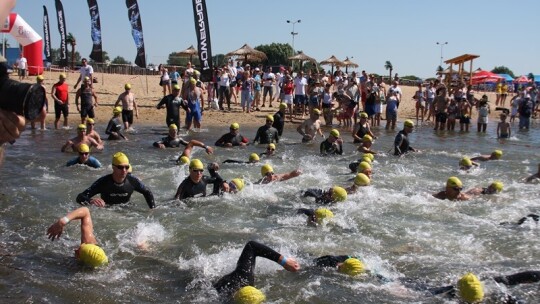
75, 77, 98, 124
17, 54, 27, 80
114, 83, 138, 131
261, 66, 275, 107
294, 71, 308, 117
74, 58, 94, 89
433, 87, 449, 131
51, 73, 70, 129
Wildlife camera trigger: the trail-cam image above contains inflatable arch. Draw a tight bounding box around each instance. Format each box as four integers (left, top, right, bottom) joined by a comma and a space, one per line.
1, 13, 43, 75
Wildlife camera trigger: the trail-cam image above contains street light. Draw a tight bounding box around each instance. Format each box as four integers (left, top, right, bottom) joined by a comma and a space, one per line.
436, 41, 448, 67
286, 19, 301, 55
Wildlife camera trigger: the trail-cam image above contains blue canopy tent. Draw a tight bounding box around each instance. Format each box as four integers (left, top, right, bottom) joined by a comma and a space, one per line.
497, 74, 514, 82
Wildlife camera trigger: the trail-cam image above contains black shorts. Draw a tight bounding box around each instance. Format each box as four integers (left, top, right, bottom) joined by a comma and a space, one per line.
54, 103, 69, 119
459, 116, 470, 124
80, 106, 95, 119
436, 112, 447, 123
122, 109, 134, 125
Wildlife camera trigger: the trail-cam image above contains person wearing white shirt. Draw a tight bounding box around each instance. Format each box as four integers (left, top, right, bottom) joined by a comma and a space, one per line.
262, 67, 275, 107
74, 58, 94, 89
294, 71, 308, 117
274, 69, 284, 103
17, 54, 27, 80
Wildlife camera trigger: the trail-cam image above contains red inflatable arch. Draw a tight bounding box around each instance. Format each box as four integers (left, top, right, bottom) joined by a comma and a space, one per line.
1, 13, 43, 75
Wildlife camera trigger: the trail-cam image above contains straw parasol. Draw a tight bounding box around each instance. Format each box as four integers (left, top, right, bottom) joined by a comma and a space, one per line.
177, 45, 198, 62
225, 43, 267, 63
341, 57, 358, 74
288, 51, 317, 71
320, 55, 344, 74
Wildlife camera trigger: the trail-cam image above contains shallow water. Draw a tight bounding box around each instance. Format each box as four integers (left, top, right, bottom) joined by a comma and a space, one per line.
1, 119, 539, 303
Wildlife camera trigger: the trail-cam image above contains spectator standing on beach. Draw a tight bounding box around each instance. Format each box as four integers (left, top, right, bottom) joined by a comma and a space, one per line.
294, 71, 308, 117
17, 53, 27, 81
156, 84, 183, 129
413, 83, 425, 123
159, 65, 171, 97
261, 67, 275, 108
74, 58, 94, 89
170, 67, 180, 86
518, 93, 533, 130
425, 81, 436, 121
459, 97, 472, 132
114, 84, 138, 131
252, 68, 262, 111
282, 75, 295, 121
274, 66, 285, 103
433, 87, 449, 131
446, 98, 459, 131
477, 96, 490, 132
385, 90, 399, 130
389, 80, 402, 108
240, 70, 254, 113
51, 73, 69, 129
75, 77, 98, 124
218, 66, 233, 111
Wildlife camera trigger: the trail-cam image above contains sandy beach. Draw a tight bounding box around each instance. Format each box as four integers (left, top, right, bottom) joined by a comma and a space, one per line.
31, 70, 504, 131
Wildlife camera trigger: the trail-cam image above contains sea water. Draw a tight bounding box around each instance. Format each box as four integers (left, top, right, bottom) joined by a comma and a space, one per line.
0, 120, 539, 303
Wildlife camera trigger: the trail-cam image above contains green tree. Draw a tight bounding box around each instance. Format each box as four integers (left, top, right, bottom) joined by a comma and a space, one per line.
384, 61, 393, 82
212, 54, 226, 67
401, 75, 421, 81
254, 43, 293, 66
491, 66, 515, 78
111, 56, 131, 65
66, 32, 76, 69
50, 48, 80, 66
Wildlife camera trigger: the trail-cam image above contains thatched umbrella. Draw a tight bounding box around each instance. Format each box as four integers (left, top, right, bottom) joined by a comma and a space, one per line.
341, 57, 358, 74
288, 51, 317, 71
320, 55, 344, 74
177, 45, 198, 62
225, 43, 267, 64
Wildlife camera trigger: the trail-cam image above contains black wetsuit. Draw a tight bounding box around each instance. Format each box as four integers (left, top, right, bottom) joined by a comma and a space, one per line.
213, 241, 282, 298
105, 117, 126, 140
303, 188, 333, 204
297, 208, 316, 223
394, 130, 414, 156
348, 160, 362, 173
253, 125, 279, 144
500, 214, 539, 226
215, 133, 248, 147
76, 174, 155, 208
315, 255, 352, 267
223, 160, 250, 164
273, 111, 285, 136
153, 136, 188, 148
156, 94, 183, 127
320, 140, 343, 156
354, 123, 370, 143
175, 170, 224, 199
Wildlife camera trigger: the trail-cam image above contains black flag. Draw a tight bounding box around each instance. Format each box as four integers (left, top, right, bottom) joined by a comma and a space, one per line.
192, 0, 213, 82
54, 0, 67, 67
125, 0, 146, 68
42, 6, 51, 63
87, 0, 103, 62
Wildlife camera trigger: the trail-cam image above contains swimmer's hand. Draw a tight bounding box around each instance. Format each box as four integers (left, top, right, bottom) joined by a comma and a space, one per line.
47, 220, 66, 241
205, 146, 214, 155
89, 198, 106, 207
282, 257, 300, 272
291, 169, 302, 177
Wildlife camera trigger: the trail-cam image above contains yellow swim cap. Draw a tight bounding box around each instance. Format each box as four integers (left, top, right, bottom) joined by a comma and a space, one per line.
265, 114, 274, 122
362, 134, 372, 142
86, 118, 95, 124
178, 156, 190, 165
404, 119, 414, 128
233, 286, 266, 304
363, 153, 375, 161
490, 181, 503, 192
84, 76, 90, 81
78, 244, 108, 268
112, 152, 129, 166
354, 173, 370, 186
169, 124, 178, 130
457, 273, 484, 303
359, 112, 368, 118
113, 106, 122, 114
77, 124, 87, 130
230, 122, 240, 130
279, 103, 287, 110
124, 83, 132, 90
194, 70, 200, 76
261, 164, 273, 176
447, 176, 463, 188
357, 161, 372, 173
314, 208, 334, 224
59, 73, 67, 79
78, 144, 90, 153
172, 84, 181, 90
249, 153, 260, 163
230, 178, 245, 191
189, 77, 197, 85
36, 75, 44, 81
460, 157, 472, 167
189, 159, 204, 170
338, 258, 365, 276
330, 129, 340, 138
313, 108, 322, 115
267, 143, 276, 150
361, 156, 372, 164
492, 150, 503, 159
331, 186, 347, 202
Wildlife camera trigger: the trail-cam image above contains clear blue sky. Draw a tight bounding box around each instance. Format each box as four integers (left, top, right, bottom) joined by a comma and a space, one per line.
11, 0, 540, 78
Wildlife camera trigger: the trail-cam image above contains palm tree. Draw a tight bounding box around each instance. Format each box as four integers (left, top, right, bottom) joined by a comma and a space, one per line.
384, 61, 393, 83
66, 32, 76, 69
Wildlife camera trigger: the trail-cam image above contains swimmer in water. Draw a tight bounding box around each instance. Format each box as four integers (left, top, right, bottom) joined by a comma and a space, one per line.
465, 181, 503, 196
320, 129, 343, 156
523, 163, 540, 183
46, 207, 108, 268
348, 153, 375, 173
222, 153, 260, 164
302, 186, 348, 204
61, 124, 104, 153
297, 207, 334, 226
257, 164, 301, 184
394, 119, 417, 156
215, 122, 249, 147
252, 115, 279, 144
76, 152, 155, 209
500, 214, 539, 226
213, 240, 300, 302
345, 173, 371, 194
66, 144, 102, 168
297, 108, 324, 143
259, 143, 276, 157
105, 107, 127, 140
459, 157, 479, 170
85, 118, 102, 145
174, 160, 227, 199
470, 149, 503, 162
357, 134, 377, 155
433, 177, 471, 201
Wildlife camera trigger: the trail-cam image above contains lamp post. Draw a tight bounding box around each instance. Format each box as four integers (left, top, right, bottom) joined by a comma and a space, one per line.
436, 42, 448, 67
286, 19, 301, 55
